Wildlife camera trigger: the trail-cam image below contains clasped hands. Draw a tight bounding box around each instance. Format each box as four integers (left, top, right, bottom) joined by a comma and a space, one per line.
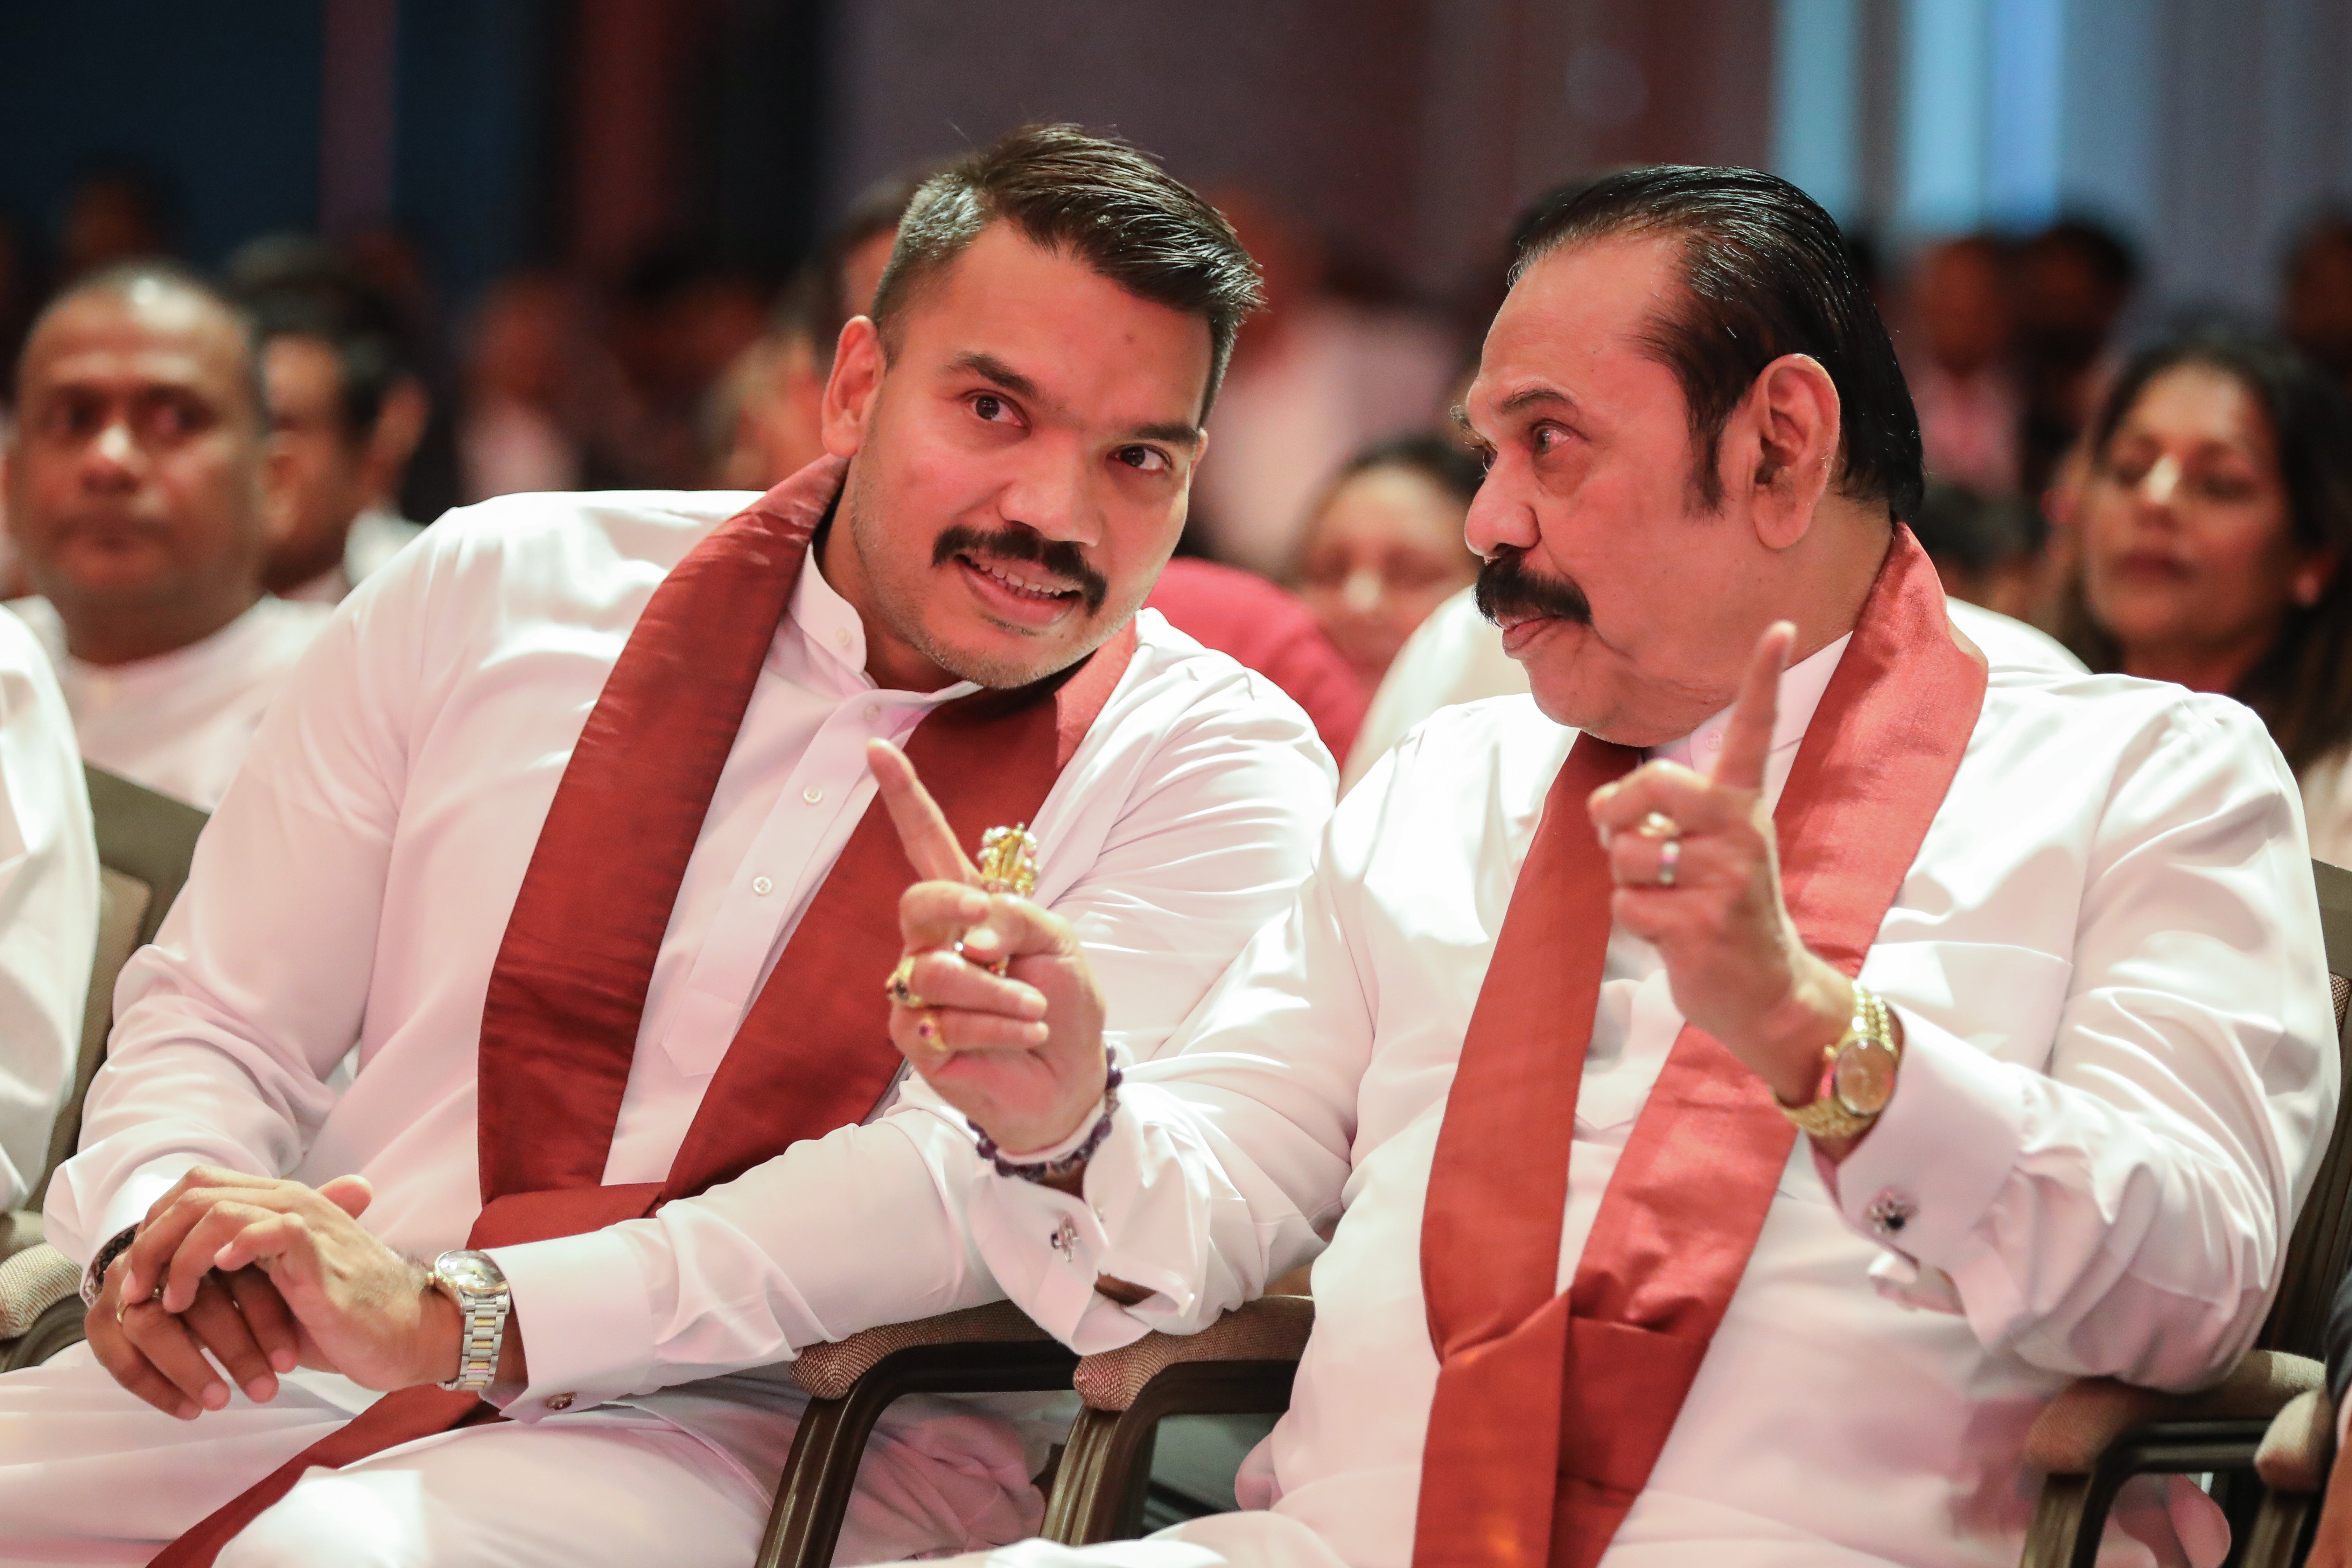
87, 1168, 464, 1419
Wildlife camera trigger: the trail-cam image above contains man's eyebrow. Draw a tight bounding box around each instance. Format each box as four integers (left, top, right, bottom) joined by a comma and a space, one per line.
1496, 384, 1576, 417
948, 350, 1043, 402
1125, 419, 1205, 448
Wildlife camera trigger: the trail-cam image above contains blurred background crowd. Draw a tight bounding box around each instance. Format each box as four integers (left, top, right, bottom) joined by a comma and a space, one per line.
5, 0, 2352, 810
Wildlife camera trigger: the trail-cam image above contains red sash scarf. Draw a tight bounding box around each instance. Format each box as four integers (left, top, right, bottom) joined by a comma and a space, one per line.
159, 456, 1137, 1564
1412, 528, 1986, 1568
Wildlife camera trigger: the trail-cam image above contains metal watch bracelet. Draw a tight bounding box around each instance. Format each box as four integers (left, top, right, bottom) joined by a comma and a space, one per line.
80, 1224, 139, 1309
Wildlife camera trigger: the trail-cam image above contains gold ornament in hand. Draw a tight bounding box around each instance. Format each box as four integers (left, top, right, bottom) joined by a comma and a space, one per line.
976, 824, 1040, 898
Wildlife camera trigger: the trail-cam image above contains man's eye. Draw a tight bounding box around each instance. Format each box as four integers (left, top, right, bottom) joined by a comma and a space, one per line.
973, 393, 1010, 422
1114, 446, 1169, 474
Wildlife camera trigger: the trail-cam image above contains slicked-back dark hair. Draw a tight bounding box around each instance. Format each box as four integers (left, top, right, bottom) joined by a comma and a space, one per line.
18, 258, 266, 425
869, 124, 1261, 418
1511, 165, 1923, 522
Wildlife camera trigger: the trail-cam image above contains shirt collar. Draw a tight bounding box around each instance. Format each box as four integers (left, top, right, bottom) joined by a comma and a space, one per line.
1646, 632, 1851, 775
786, 542, 981, 706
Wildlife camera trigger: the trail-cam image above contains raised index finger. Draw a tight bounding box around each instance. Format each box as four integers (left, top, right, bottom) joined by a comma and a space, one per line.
868, 739, 980, 886
1712, 621, 1794, 793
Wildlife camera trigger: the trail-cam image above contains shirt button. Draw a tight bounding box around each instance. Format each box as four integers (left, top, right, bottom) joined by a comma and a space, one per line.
545, 1393, 575, 1411
864, 704, 881, 722
751, 876, 774, 896
834, 629, 852, 648
803, 785, 824, 805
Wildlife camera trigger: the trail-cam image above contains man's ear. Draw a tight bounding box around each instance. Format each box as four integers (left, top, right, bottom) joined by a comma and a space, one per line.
1728, 353, 1841, 550
821, 317, 885, 459
256, 428, 299, 548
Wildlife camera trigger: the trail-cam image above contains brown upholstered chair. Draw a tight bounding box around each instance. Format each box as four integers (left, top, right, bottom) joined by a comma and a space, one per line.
2019, 857, 2352, 1567
1041, 1291, 1313, 1544
752, 1300, 1078, 1568
0, 768, 206, 1370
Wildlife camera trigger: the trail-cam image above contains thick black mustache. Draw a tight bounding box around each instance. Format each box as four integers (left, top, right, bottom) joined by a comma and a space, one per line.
933, 525, 1110, 615
1476, 547, 1592, 628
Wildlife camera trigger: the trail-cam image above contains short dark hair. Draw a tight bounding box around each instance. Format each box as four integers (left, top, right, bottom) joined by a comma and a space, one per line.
869, 124, 1262, 417
18, 259, 265, 424
1510, 165, 1924, 523
2067, 328, 2352, 773
231, 241, 417, 442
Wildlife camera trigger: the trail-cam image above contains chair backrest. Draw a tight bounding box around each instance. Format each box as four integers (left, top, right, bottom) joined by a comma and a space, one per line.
2256, 857, 2352, 1358
28, 768, 208, 1209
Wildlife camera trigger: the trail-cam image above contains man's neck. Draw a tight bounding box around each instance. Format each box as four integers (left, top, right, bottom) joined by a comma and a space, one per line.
812, 516, 959, 692
61, 586, 262, 668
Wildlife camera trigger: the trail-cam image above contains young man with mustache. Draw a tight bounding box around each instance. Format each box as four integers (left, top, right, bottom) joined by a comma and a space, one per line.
0, 126, 1335, 1568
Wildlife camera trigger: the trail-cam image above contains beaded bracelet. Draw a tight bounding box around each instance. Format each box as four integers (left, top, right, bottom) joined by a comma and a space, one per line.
971, 1050, 1123, 1183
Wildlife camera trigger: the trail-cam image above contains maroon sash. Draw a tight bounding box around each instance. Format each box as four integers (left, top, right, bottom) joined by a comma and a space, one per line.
1412, 527, 1986, 1568
158, 456, 1137, 1564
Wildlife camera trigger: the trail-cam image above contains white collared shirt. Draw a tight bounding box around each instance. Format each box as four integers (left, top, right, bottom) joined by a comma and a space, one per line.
0, 607, 99, 1209
532, 616, 2331, 1564
46, 488, 1335, 1466
8, 594, 334, 810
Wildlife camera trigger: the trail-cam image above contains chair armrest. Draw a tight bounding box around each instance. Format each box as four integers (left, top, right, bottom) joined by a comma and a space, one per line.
786, 1298, 1054, 1400
2255, 1387, 2337, 1494
2024, 1350, 2323, 1475
1072, 1294, 1315, 1414
0, 1243, 79, 1340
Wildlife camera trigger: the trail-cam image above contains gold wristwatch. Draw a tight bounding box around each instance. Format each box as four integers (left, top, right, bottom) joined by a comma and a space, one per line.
430, 1249, 511, 1393
1779, 983, 1900, 1140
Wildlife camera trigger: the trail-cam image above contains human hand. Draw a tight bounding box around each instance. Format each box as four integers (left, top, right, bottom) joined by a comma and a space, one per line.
86, 1225, 304, 1420
869, 739, 1109, 1157
118, 1168, 461, 1395
1586, 622, 1857, 1110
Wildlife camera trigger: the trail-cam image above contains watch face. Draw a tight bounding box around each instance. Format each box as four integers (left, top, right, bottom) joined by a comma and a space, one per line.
1832, 1040, 1899, 1116
440, 1252, 503, 1294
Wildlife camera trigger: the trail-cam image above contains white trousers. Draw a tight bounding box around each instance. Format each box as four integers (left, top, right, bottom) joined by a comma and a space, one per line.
0, 1345, 1043, 1567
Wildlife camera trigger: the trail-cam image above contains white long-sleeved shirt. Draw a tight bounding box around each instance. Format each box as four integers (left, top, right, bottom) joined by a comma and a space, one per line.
498, 620, 2334, 1565
7, 594, 332, 810
0, 607, 98, 1210
45, 488, 1334, 1475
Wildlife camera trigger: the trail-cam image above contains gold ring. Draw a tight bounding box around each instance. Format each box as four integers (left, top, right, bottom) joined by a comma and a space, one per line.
884, 956, 924, 1010
1657, 836, 1682, 888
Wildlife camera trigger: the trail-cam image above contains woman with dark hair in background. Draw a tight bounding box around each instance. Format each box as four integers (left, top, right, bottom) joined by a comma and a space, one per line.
2068, 328, 2352, 862
1290, 433, 1483, 690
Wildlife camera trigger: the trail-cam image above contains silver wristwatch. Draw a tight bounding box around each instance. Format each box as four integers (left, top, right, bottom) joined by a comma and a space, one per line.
429, 1249, 511, 1393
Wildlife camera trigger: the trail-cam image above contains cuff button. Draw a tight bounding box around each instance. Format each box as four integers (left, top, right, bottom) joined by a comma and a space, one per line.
1865, 1190, 1918, 1238
545, 1393, 575, 1412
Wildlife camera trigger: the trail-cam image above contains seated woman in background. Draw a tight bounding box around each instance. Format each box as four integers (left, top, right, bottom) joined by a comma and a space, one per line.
1292, 434, 1483, 691
2068, 327, 2352, 862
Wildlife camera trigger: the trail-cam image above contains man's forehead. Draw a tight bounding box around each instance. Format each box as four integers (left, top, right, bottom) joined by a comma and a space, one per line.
27, 289, 244, 394
1468, 234, 1684, 419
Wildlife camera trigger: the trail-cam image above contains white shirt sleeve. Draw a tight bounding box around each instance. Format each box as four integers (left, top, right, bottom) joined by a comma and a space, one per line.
1826, 695, 2337, 1391
0, 611, 100, 1211
41, 581, 415, 1261
492, 677, 1339, 1408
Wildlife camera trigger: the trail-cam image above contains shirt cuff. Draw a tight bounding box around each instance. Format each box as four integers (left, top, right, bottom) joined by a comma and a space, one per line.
86, 1156, 209, 1265
964, 1108, 1169, 1355
1823, 1004, 2027, 1275
486, 1227, 658, 1420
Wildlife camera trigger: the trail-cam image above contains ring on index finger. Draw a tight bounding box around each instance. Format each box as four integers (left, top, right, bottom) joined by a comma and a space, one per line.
884, 956, 925, 1010
1656, 836, 1682, 889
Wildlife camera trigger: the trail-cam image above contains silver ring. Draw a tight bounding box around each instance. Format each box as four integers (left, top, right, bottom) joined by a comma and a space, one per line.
1657, 837, 1681, 888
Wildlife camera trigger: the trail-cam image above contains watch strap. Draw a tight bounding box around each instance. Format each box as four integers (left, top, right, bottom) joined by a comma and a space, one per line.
1780, 984, 1898, 1140
80, 1224, 140, 1309
431, 1251, 511, 1393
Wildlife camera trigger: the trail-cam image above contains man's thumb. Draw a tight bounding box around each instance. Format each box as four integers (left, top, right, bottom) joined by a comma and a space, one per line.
318, 1174, 374, 1218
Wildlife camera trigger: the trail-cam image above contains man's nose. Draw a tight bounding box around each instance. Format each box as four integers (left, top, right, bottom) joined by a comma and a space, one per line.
1462, 471, 1535, 561
82, 416, 141, 488
999, 444, 1102, 546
